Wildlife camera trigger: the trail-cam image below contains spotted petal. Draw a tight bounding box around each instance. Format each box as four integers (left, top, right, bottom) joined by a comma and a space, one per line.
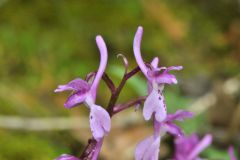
55, 154, 79, 160
54, 78, 90, 92
89, 104, 111, 141
143, 89, 167, 122
135, 135, 160, 160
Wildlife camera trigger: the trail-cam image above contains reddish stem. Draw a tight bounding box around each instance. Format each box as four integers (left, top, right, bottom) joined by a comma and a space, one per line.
107, 66, 141, 116
112, 96, 146, 115
102, 73, 116, 92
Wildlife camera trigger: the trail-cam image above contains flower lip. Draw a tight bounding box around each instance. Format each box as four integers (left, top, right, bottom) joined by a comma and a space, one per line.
89, 104, 111, 141
143, 88, 167, 122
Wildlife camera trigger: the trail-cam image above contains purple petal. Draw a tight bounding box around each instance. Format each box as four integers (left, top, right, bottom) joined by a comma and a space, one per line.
152, 66, 182, 85
54, 78, 90, 93
89, 104, 111, 140
133, 26, 149, 78
64, 91, 87, 108
147, 67, 167, 78
228, 146, 237, 160
55, 154, 79, 160
90, 36, 108, 101
143, 89, 167, 122
187, 134, 212, 160
151, 57, 159, 69
166, 110, 194, 122
174, 134, 200, 159
135, 135, 160, 160
164, 123, 184, 137
155, 73, 178, 84
166, 66, 183, 72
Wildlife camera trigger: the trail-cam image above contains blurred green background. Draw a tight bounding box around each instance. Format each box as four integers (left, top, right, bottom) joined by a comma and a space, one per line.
0, 0, 239, 159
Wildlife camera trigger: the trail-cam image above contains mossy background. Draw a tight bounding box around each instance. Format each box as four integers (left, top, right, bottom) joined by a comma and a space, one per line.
0, 0, 239, 159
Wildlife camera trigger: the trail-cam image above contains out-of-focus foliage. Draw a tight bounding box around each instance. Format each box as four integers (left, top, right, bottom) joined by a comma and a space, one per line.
0, 0, 239, 159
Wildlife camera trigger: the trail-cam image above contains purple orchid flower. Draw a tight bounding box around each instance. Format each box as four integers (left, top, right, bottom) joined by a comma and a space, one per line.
135, 135, 160, 160
133, 26, 183, 123
55, 154, 79, 160
135, 110, 193, 160
228, 146, 237, 160
174, 134, 212, 160
54, 36, 111, 141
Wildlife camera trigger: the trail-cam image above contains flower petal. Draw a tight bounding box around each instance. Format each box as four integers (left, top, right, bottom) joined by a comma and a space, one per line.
228, 146, 237, 160
64, 91, 87, 108
174, 134, 200, 160
135, 135, 160, 160
187, 134, 212, 160
166, 110, 193, 122
55, 154, 79, 160
166, 66, 183, 72
151, 57, 159, 69
89, 104, 111, 140
143, 89, 167, 122
155, 73, 178, 84
164, 123, 184, 137
150, 66, 182, 85
54, 78, 90, 92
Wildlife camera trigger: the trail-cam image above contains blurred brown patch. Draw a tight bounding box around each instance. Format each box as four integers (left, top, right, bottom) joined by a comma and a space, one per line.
143, 0, 186, 42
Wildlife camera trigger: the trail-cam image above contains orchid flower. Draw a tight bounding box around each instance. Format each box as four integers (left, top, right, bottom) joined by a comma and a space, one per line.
133, 26, 183, 123
174, 134, 212, 160
55, 36, 111, 160
228, 146, 237, 160
54, 36, 111, 140
135, 110, 193, 160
